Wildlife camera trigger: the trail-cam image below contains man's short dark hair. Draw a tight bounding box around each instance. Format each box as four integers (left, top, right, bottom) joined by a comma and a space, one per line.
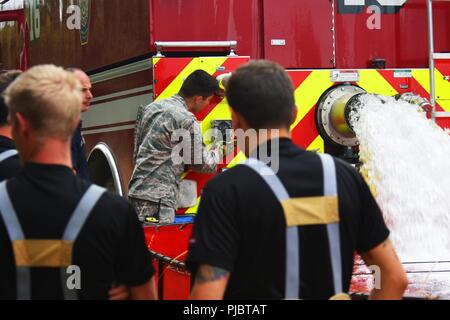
0, 70, 22, 126
179, 70, 219, 98
66, 67, 83, 73
226, 60, 296, 129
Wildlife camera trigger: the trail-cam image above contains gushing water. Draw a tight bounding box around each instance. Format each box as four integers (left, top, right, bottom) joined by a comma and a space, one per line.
349, 95, 450, 298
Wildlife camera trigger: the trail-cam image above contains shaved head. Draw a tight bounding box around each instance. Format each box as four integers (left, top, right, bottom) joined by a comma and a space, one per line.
67, 68, 93, 112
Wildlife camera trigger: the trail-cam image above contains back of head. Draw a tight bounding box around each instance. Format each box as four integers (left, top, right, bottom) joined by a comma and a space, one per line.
0, 70, 22, 127
4, 65, 82, 140
180, 69, 219, 98
226, 60, 296, 130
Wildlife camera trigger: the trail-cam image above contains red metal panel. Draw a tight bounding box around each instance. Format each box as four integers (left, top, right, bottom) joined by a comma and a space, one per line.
149, 0, 263, 58
0, 9, 28, 70
144, 224, 193, 258
335, 0, 450, 69
262, 0, 334, 69
162, 268, 190, 300
145, 224, 192, 300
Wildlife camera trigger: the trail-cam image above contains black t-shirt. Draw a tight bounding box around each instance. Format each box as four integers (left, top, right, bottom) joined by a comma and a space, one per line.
0, 135, 20, 182
187, 138, 389, 300
71, 123, 89, 180
0, 164, 154, 300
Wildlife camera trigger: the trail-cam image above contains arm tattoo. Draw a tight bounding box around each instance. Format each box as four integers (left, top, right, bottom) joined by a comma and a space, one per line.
195, 265, 230, 284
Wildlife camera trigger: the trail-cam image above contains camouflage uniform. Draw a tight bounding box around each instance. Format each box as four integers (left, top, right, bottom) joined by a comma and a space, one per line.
129, 94, 222, 224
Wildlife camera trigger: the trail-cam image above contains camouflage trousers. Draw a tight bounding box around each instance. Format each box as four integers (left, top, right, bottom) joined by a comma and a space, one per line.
129, 198, 176, 224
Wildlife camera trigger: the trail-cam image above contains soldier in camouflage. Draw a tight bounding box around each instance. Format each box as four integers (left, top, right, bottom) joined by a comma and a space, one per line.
128, 70, 222, 224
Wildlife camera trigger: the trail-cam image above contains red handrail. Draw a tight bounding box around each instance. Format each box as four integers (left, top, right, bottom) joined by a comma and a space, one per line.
0, 9, 29, 70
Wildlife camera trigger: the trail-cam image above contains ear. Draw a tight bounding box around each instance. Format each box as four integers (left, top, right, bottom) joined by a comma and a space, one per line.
13, 112, 31, 137
230, 108, 249, 131
291, 106, 298, 127
194, 95, 203, 104
230, 108, 239, 131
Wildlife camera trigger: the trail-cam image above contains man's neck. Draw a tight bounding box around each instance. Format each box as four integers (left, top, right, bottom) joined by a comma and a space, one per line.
0, 126, 13, 139
25, 139, 73, 168
178, 93, 194, 113
247, 127, 291, 157
259, 128, 291, 145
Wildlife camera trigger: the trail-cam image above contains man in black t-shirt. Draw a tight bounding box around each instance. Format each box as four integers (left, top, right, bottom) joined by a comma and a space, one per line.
187, 61, 408, 300
67, 68, 92, 180
0, 65, 156, 300
0, 70, 21, 182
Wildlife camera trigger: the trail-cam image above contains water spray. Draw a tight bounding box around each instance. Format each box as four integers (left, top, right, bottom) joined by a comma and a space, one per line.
315, 85, 432, 164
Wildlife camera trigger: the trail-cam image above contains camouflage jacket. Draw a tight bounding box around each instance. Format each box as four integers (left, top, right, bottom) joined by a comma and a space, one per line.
128, 94, 221, 209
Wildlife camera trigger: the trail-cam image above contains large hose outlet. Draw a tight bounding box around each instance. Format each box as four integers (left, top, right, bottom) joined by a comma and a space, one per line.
316, 85, 366, 148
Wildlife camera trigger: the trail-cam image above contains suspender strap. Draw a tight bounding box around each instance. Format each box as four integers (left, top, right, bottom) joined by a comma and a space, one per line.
61, 185, 106, 300
318, 153, 344, 295
242, 154, 344, 299
0, 150, 18, 163
0, 182, 106, 300
0, 181, 31, 300
242, 159, 300, 300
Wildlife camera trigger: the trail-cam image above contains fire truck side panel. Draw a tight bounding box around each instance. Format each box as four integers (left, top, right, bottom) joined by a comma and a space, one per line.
335, 0, 450, 69
83, 68, 153, 195
262, 0, 335, 69
20, 0, 151, 72
149, 0, 264, 60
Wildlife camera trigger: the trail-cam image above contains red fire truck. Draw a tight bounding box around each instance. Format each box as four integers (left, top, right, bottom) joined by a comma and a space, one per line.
1, 0, 450, 299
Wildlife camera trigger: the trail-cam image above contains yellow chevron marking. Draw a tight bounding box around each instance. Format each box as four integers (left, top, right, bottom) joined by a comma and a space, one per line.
152, 58, 161, 66
157, 57, 228, 100
185, 197, 201, 214
307, 135, 325, 153
180, 172, 189, 180
357, 70, 398, 96
227, 151, 247, 168
412, 69, 450, 112
201, 99, 232, 143
291, 71, 334, 130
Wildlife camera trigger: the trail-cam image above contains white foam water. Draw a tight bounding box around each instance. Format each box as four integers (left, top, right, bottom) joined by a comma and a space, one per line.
349, 95, 450, 299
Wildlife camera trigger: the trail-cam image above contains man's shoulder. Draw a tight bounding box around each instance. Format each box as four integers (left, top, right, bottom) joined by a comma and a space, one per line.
145, 97, 194, 122
204, 164, 260, 192
96, 189, 133, 214
0, 136, 16, 151
333, 157, 364, 186
0, 159, 20, 183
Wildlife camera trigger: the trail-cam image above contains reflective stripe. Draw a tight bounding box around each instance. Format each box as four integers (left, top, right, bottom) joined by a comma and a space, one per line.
0, 182, 106, 300
0, 182, 25, 241
61, 185, 106, 300
62, 185, 105, 242
327, 223, 343, 294
242, 153, 344, 299
319, 153, 337, 196
243, 159, 289, 200
318, 153, 343, 295
285, 227, 300, 299
242, 159, 300, 299
0, 150, 18, 163
0, 181, 30, 300
16, 267, 31, 300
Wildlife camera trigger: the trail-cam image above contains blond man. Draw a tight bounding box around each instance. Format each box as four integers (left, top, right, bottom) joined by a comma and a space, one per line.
0, 65, 156, 300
